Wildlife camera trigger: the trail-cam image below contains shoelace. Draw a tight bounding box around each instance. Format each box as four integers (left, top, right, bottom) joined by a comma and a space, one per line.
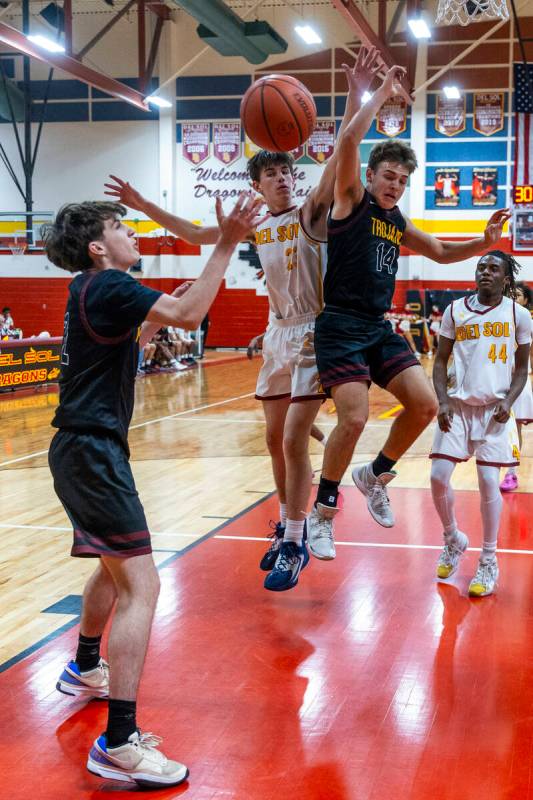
472, 561, 495, 587
131, 732, 167, 765
275, 543, 299, 571
313, 515, 334, 542
369, 482, 390, 513
439, 541, 463, 565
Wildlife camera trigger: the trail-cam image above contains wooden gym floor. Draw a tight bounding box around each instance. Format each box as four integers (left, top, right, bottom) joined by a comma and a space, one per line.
0, 354, 532, 799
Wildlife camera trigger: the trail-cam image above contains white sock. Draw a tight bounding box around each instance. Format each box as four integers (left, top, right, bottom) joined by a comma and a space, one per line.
283, 518, 305, 546
430, 459, 458, 537
478, 464, 502, 562
279, 503, 287, 527
506, 466, 517, 476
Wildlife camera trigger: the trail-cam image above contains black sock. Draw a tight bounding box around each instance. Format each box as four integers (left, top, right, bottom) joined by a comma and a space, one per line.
75, 634, 102, 673
106, 699, 138, 748
372, 451, 397, 477
315, 477, 340, 508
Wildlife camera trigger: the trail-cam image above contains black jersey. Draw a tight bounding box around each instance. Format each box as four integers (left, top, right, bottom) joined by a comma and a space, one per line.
324, 189, 406, 318
51, 269, 162, 449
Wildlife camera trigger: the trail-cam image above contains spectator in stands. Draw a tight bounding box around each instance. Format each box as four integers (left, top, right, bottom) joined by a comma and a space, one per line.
138, 341, 157, 375
427, 304, 443, 357
152, 328, 183, 371
174, 328, 197, 366
197, 314, 210, 359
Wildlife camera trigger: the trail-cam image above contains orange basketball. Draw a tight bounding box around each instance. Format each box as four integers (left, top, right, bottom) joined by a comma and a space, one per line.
240, 74, 317, 152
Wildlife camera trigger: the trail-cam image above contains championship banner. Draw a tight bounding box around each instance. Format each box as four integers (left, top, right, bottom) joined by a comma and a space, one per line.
435, 96, 466, 136
213, 122, 241, 165
434, 168, 461, 207
0, 338, 61, 390
289, 144, 305, 161
376, 96, 407, 137
182, 123, 210, 165
472, 167, 498, 206
473, 93, 504, 136
307, 120, 335, 163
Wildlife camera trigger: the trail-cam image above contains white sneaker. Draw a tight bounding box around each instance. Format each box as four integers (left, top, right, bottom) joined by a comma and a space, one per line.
468, 556, 499, 597
87, 730, 189, 788
307, 503, 337, 560
56, 657, 109, 698
436, 531, 469, 579
352, 463, 396, 527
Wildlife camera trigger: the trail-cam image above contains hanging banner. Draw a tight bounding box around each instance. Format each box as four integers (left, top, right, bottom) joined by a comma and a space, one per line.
213, 122, 241, 165
472, 167, 498, 206
435, 168, 461, 207
289, 144, 305, 162
435, 96, 466, 136
473, 93, 504, 136
307, 120, 335, 163
376, 96, 407, 137
182, 123, 210, 165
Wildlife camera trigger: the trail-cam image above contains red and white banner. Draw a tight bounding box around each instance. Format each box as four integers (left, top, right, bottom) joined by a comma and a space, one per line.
306, 120, 335, 163
213, 122, 241, 165
182, 123, 210, 165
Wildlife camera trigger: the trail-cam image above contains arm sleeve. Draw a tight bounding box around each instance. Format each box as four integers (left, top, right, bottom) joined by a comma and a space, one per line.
439, 305, 455, 340
516, 304, 533, 346
100, 271, 163, 330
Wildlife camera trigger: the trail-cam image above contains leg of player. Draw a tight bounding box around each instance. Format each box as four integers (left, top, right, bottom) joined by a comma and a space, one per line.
469, 464, 502, 597
430, 458, 469, 580
500, 420, 522, 491
259, 397, 291, 571
56, 562, 116, 698
264, 399, 321, 590
353, 366, 437, 527
86, 553, 189, 787
309, 382, 369, 555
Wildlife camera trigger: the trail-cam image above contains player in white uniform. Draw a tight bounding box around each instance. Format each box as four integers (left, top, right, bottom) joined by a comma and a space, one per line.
106, 48, 383, 592
500, 281, 533, 491
431, 251, 532, 596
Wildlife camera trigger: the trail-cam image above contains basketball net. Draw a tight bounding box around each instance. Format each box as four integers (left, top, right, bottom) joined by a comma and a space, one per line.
8, 239, 27, 258
436, 0, 509, 26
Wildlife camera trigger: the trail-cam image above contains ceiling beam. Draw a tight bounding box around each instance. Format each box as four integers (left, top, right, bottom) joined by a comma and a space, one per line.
0, 19, 149, 110
330, 0, 413, 104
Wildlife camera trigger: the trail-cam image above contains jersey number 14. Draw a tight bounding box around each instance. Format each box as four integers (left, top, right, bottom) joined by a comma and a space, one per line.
375, 243, 396, 274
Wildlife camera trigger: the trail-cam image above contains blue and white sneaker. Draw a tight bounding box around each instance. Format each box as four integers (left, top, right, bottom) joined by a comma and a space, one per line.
56, 658, 109, 699
264, 540, 310, 592
87, 731, 188, 788
259, 520, 307, 571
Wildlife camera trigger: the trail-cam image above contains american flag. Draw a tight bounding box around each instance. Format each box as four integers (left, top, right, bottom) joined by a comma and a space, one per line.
513, 63, 533, 186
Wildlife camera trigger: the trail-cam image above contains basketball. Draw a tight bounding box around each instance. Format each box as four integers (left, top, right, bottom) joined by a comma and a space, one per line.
240, 74, 317, 152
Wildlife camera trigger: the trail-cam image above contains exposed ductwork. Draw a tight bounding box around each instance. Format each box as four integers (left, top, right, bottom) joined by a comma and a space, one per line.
171, 0, 287, 64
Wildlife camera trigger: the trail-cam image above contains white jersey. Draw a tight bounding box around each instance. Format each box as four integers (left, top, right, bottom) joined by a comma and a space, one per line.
254, 205, 327, 321
440, 294, 532, 406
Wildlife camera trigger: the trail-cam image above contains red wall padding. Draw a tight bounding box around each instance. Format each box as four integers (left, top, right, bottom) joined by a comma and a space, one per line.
0, 278, 475, 346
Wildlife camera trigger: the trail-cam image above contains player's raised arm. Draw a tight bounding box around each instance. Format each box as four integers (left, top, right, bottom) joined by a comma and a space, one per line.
145, 193, 266, 330
104, 174, 220, 245
302, 47, 382, 232
403, 208, 511, 264
332, 64, 407, 219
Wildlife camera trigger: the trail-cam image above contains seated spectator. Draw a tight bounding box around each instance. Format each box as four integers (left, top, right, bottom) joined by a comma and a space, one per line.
427, 304, 443, 357
153, 328, 187, 371
138, 341, 157, 375
173, 328, 197, 366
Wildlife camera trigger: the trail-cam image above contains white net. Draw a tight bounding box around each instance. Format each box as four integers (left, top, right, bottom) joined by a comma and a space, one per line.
436, 0, 509, 26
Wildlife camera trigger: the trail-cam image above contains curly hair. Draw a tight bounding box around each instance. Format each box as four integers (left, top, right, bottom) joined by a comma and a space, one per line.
368, 139, 418, 174
483, 250, 522, 298
514, 280, 532, 309
42, 201, 127, 273
247, 150, 294, 183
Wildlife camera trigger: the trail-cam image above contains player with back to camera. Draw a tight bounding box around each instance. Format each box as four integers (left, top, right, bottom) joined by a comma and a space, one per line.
430, 252, 531, 596
47, 193, 263, 788
499, 280, 533, 491
308, 62, 512, 554
105, 47, 383, 592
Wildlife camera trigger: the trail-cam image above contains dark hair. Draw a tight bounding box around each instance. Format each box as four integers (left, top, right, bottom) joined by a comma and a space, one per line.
368, 139, 418, 174
42, 201, 127, 273
482, 250, 522, 298
247, 150, 294, 183
515, 280, 532, 309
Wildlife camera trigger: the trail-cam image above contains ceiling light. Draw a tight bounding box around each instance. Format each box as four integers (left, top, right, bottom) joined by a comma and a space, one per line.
27, 34, 65, 54
443, 85, 461, 99
408, 18, 431, 39
295, 25, 322, 45
146, 95, 172, 108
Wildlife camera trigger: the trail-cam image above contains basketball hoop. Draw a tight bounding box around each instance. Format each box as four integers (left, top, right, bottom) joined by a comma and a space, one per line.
436, 0, 509, 26
8, 239, 27, 258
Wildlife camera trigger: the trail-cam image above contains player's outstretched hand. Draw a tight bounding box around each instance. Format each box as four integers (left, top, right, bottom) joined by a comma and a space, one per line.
483, 208, 511, 246
493, 399, 511, 424
104, 175, 146, 211
216, 192, 267, 246
342, 46, 382, 96
437, 401, 454, 432
381, 65, 407, 98
247, 334, 263, 359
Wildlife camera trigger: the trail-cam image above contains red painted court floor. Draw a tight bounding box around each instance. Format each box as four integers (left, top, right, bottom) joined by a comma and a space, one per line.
2, 486, 533, 799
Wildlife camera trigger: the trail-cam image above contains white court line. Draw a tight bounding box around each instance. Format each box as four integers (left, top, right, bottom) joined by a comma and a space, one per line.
0, 390, 255, 468
1, 522, 532, 555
